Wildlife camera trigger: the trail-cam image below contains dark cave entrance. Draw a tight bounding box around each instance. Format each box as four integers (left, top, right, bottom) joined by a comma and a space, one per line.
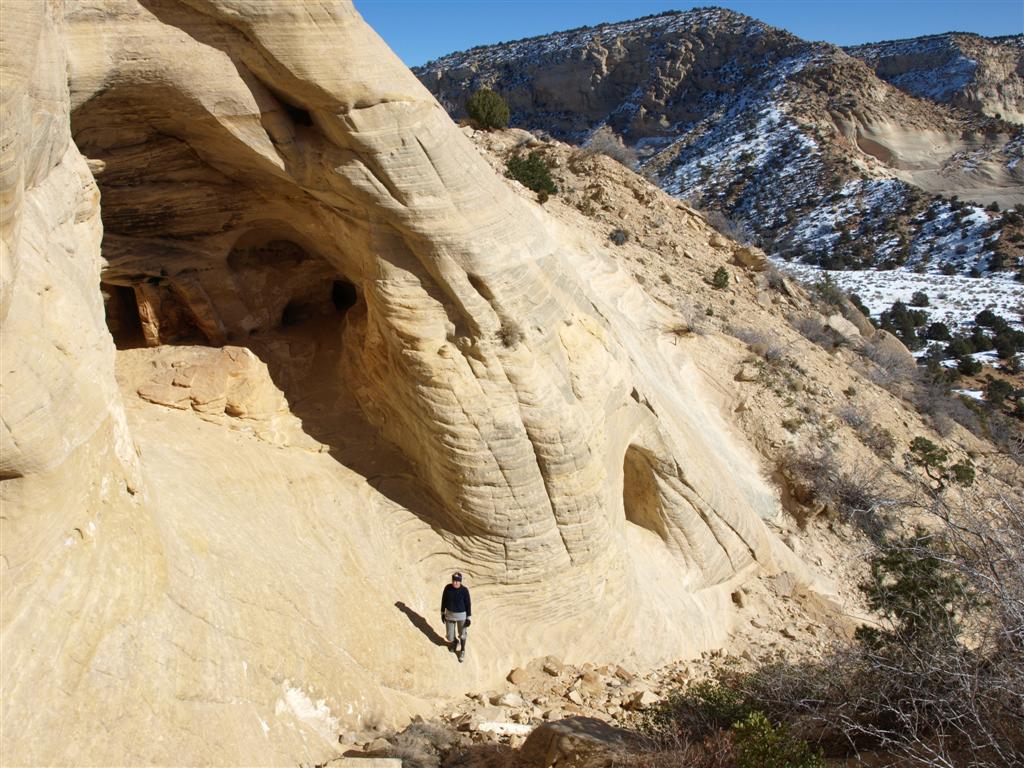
102, 278, 218, 348
622, 445, 668, 539
227, 232, 359, 336
332, 280, 358, 313
102, 283, 146, 350
279, 278, 357, 328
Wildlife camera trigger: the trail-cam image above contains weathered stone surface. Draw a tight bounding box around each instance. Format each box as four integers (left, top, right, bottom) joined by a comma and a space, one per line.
736, 365, 761, 382
1, 1, 822, 765
733, 244, 767, 271
624, 690, 660, 710
838, 298, 876, 338
870, 329, 919, 369
493, 692, 526, 709
518, 717, 639, 768
825, 313, 862, 342
543, 657, 565, 677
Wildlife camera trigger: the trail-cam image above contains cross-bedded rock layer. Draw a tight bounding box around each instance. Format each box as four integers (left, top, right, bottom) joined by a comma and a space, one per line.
1, 2, 816, 764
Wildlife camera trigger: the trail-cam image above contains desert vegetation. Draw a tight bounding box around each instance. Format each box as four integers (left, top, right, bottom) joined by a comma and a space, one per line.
628, 487, 1024, 768
505, 151, 558, 202
465, 87, 510, 130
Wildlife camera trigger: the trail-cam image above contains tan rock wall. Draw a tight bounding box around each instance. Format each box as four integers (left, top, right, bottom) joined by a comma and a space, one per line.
0, 1, 134, 480
1, 1, 819, 763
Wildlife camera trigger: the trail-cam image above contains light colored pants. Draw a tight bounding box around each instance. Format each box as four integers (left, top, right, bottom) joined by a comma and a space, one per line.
445, 620, 468, 645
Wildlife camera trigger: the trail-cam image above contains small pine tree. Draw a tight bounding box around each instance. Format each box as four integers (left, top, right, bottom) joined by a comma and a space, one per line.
465, 88, 509, 130
712, 266, 729, 289
908, 437, 974, 488
975, 308, 999, 328
925, 321, 951, 341
857, 527, 972, 647
957, 355, 982, 376
985, 378, 1013, 405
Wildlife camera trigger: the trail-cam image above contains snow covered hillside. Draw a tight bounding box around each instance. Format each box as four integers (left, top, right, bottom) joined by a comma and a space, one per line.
415, 8, 1024, 338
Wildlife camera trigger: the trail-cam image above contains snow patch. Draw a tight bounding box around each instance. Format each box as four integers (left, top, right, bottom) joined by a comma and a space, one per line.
953, 389, 985, 401
275, 681, 340, 742
772, 258, 1024, 337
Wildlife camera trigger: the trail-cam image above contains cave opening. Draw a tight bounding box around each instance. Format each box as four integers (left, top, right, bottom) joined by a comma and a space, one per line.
102, 283, 146, 350
280, 298, 313, 327
281, 100, 314, 127
332, 280, 357, 313
278, 278, 357, 328
228, 231, 358, 335
101, 279, 213, 348
622, 445, 665, 536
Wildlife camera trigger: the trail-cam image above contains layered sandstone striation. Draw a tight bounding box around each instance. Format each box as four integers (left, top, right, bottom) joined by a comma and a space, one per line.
2, 1, 821, 765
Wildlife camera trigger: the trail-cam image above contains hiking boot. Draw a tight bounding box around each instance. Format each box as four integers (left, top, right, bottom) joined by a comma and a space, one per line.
458, 650, 465, 663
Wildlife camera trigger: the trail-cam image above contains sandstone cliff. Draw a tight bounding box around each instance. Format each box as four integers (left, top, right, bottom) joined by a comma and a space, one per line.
848, 33, 1024, 124
1, 2, 823, 764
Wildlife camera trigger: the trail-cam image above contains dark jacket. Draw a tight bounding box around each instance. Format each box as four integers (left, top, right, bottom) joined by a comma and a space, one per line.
441, 583, 471, 617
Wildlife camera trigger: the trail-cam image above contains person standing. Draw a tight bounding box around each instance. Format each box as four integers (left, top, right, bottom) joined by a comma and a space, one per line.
440, 572, 471, 662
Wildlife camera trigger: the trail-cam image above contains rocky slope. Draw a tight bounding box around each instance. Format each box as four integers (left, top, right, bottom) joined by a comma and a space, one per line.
415, 8, 1024, 333
331, 125, 1024, 767
847, 33, 1024, 123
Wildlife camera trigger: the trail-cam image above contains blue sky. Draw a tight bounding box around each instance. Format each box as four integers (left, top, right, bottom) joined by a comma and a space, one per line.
354, 1, 1023, 67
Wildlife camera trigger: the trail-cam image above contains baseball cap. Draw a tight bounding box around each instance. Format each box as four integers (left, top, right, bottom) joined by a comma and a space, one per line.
452, 572, 462, 581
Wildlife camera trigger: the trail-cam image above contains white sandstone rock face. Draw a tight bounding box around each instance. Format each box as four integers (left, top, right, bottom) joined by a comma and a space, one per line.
0, 1, 133, 481
1, 1, 819, 764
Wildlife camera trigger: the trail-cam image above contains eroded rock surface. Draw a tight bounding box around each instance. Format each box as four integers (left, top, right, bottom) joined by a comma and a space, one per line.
848, 33, 1024, 124
2, 2, 820, 764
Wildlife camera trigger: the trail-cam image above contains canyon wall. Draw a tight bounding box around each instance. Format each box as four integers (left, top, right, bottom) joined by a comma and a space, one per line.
1, 2, 816, 764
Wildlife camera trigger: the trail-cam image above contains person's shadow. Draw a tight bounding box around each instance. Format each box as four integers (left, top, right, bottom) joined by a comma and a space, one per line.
395, 601, 448, 647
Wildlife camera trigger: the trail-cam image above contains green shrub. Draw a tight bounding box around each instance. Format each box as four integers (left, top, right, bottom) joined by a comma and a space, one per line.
909, 436, 947, 469
505, 152, 557, 202
994, 330, 1023, 359
465, 88, 509, 130
908, 436, 974, 488
731, 712, 825, 768
946, 336, 974, 358
985, 378, 1014, 405
878, 300, 928, 350
712, 266, 729, 289
975, 308, 1003, 329
856, 527, 973, 647
957, 356, 982, 376
640, 679, 754, 742
910, 290, 930, 307
811, 273, 844, 306
924, 321, 950, 341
